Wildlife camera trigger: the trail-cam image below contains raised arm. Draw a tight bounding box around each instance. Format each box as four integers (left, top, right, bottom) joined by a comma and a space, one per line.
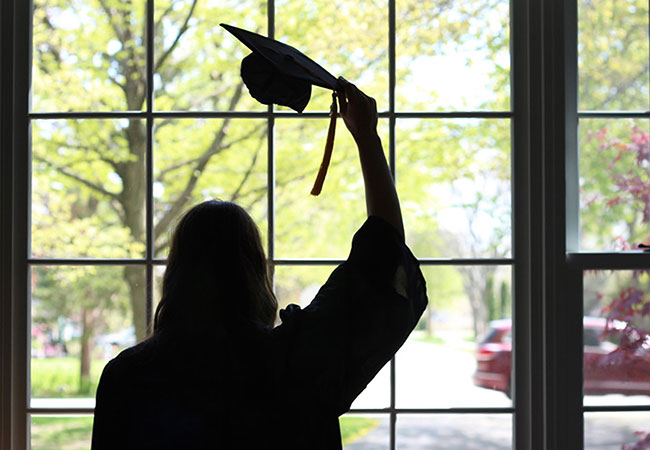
338, 77, 404, 238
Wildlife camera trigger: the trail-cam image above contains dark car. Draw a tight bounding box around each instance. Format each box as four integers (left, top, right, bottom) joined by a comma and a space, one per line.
473, 317, 650, 398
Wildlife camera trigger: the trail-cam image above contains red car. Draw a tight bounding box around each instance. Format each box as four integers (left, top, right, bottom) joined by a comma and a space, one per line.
473, 317, 650, 398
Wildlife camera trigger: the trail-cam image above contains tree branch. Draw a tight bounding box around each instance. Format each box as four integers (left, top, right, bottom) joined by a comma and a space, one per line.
97, 0, 127, 43
154, 81, 247, 240
34, 156, 119, 200
43, 136, 124, 174
100, 52, 128, 93
594, 63, 649, 110
154, 2, 177, 38
229, 131, 267, 203
153, 0, 198, 74
156, 120, 264, 182
152, 75, 231, 122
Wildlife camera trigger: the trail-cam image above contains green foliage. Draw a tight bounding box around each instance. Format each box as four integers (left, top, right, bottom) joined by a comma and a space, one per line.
339, 416, 380, 445
580, 121, 650, 249
577, 0, 650, 252
419, 266, 465, 313
579, 0, 649, 110
28, 415, 379, 449
31, 0, 516, 409
32, 266, 132, 321
31, 358, 103, 398
25, 0, 650, 446
485, 275, 511, 321
31, 265, 135, 395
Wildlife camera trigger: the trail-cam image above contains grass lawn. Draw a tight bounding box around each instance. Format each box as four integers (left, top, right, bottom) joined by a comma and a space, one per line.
412, 331, 477, 354
340, 416, 380, 445
31, 416, 93, 450
413, 334, 446, 345
31, 358, 104, 398
31, 359, 379, 447
30, 415, 379, 449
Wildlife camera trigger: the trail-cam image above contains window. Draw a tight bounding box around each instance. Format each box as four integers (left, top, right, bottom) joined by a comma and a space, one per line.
21, 0, 516, 447
4, 0, 648, 449
574, 1, 650, 448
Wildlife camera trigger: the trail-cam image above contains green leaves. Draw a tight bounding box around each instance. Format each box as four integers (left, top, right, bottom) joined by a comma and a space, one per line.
579, 120, 650, 250
579, 0, 650, 110
30, 0, 516, 373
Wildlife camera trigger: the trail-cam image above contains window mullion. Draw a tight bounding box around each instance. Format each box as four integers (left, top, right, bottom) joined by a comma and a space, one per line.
511, 0, 547, 448
545, 0, 582, 449
267, 0, 276, 291
557, 0, 583, 448
145, 0, 155, 334
9, 0, 32, 448
388, 0, 397, 448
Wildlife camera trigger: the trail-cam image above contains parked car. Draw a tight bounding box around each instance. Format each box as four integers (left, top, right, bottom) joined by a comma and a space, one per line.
473, 317, 650, 398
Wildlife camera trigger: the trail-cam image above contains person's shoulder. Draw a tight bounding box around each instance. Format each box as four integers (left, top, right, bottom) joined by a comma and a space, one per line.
102, 335, 161, 378
356, 215, 404, 243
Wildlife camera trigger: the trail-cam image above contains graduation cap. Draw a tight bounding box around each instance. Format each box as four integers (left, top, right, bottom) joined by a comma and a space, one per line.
221, 23, 342, 196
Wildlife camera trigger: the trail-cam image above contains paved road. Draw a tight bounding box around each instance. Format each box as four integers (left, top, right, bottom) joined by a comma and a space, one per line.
345, 414, 511, 450
345, 412, 650, 449
351, 338, 510, 410
344, 338, 650, 449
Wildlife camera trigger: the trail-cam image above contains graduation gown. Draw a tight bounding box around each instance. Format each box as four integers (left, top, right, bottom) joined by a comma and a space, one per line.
91, 216, 428, 449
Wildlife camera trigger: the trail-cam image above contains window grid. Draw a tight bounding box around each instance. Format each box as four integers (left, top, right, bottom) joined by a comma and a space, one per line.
568, 254, 650, 415
567, 0, 650, 429
24, 0, 516, 448
26, 258, 515, 266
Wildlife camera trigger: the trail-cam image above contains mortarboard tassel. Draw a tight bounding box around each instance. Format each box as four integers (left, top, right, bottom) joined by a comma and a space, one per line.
310, 93, 338, 196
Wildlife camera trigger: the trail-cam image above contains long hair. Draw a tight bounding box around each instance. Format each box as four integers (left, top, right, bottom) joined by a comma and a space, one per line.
153, 201, 277, 338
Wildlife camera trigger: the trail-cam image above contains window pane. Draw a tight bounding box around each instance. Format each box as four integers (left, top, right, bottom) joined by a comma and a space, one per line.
32, 0, 146, 112
154, 265, 165, 314
275, 0, 388, 112
578, 0, 650, 111
153, 118, 268, 257
396, 119, 511, 259
585, 411, 650, 450
583, 270, 650, 406
154, 0, 266, 111
396, 266, 512, 408
30, 266, 145, 401
274, 265, 335, 311
32, 119, 146, 258
396, 0, 510, 111
395, 414, 512, 449
274, 119, 388, 259
579, 119, 650, 251
274, 265, 390, 409
341, 414, 389, 449
30, 415, 93, 450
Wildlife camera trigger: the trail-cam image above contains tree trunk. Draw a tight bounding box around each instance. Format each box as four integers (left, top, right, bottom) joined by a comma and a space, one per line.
79, 306, 94, 394
425, 306, 434, 337
125, 265, 148, 342
460, 265, 496, 340
119, 118, 147, 342
468, 289, 487, 340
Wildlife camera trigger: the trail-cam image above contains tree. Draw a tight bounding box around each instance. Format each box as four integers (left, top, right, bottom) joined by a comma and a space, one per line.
31, 0, 650, 391
582, 125, 650, 450
581, 125, 650, 249
577, 3, 650, 445
31, 265, 132, 393
31, 0, 513, 382
579, 0, 649, 112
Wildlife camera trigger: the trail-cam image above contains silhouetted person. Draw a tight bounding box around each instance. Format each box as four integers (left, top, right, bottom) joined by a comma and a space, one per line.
91, 79, 427, 450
